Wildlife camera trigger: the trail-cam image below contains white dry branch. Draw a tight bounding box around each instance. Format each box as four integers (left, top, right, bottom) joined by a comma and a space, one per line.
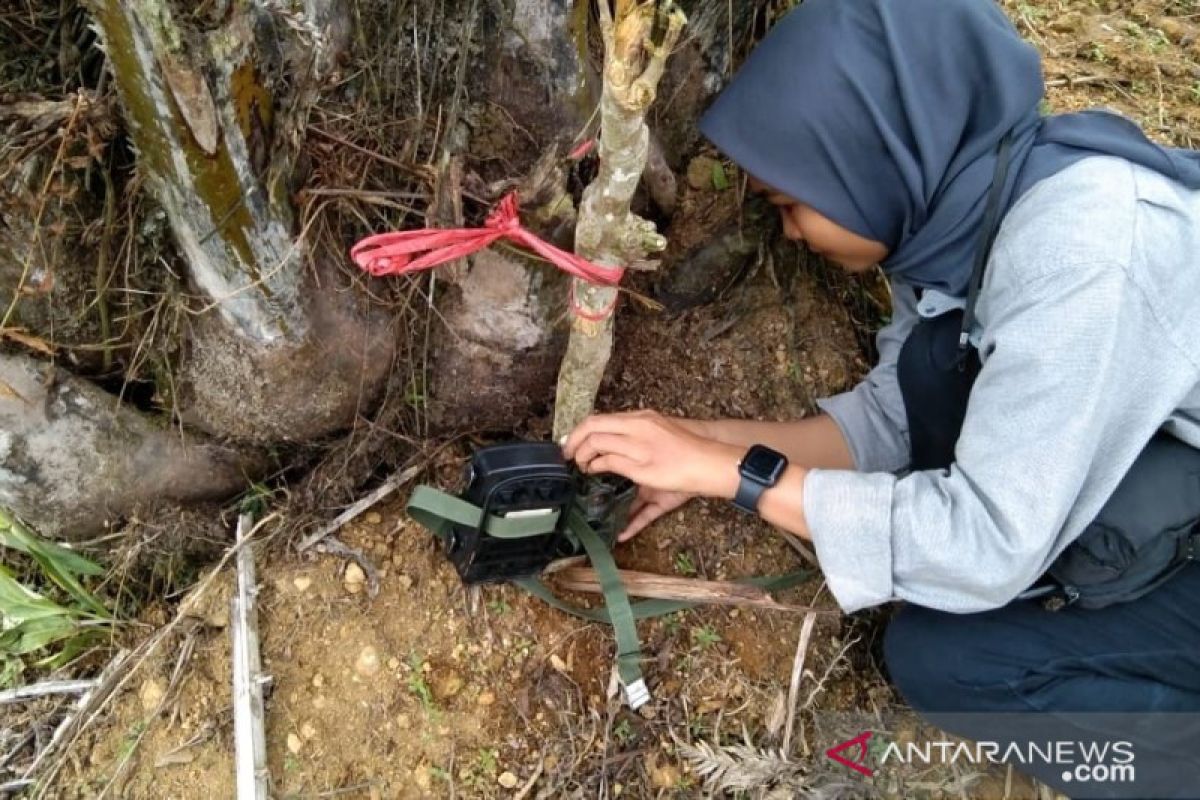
231, 513, 270, 800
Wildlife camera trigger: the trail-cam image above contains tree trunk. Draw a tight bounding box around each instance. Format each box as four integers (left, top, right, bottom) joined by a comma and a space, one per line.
87, 0, 394, 443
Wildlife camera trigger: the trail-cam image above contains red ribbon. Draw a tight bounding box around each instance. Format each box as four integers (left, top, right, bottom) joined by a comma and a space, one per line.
350, 193, 625, 320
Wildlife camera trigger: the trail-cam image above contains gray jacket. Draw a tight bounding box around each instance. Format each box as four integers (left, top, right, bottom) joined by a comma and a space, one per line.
806, 156, 1200, 614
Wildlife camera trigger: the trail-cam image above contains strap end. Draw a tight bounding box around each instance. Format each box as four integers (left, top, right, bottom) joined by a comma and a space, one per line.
624, 678, 651, 710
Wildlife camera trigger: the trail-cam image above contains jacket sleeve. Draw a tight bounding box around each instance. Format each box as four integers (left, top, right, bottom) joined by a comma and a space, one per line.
816, 281, 918, 473
804, 255, 1200, 614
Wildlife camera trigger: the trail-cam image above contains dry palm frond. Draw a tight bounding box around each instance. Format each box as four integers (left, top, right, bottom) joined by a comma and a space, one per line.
679, 740, 804, 793
679, 739, 877, 800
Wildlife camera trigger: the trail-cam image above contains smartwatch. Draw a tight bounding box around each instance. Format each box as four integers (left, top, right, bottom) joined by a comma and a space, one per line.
733, 445, 789, 514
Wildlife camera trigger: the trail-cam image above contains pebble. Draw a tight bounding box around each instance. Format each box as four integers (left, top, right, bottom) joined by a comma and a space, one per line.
292, 575, 313, 592
344, 563, 366, 594
287, 733, 303, 754
355, 645, 381, 677
498, 772, 519, 789
301, 722, 317, 740
365, 511, 383, 525
434, 672, 464, 699
139, 679, 165, 712
387, 657, 400, 670
477, 691, 496, 707
312, 673, 325, 688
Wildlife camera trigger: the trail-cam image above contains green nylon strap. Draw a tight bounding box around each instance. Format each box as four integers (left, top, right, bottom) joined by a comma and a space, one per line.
406, 485, 561, 542
566, 508, 644, 694
406, 483, 813, 706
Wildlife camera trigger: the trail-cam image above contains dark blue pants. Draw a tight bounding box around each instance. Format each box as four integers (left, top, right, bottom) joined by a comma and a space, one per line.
883, 563, 1200, 797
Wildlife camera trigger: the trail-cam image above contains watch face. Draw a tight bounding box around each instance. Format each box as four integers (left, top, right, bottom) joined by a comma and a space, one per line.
742, 445, 787, 482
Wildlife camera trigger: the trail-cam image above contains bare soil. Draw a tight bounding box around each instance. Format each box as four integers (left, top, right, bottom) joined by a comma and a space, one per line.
56, 1, 1200, 798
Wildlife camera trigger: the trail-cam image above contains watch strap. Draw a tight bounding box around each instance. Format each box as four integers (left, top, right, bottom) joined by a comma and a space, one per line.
733, 476, 767, 514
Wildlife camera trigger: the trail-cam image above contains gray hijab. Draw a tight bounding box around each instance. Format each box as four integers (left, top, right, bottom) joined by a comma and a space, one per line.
698, 0, 1200, 296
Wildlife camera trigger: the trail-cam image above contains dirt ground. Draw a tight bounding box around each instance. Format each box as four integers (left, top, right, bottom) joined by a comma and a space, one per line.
53, 1, 1200, 798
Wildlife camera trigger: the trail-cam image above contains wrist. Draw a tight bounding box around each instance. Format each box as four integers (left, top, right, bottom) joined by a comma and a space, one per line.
696, 440, 743, 499
677, 417, 715, 440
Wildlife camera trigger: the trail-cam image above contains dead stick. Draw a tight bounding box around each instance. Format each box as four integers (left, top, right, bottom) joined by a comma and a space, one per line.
783, 612, 818, 754
0, 680, 99, 705
554, 568, 837, 615
296, 464, 422, 551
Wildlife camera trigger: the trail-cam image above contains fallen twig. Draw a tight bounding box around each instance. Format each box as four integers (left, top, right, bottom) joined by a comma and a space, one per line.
554, 568, 838, 615
0, 680, 99, 705
296, 464, 422, 552
783, 612, 818, 754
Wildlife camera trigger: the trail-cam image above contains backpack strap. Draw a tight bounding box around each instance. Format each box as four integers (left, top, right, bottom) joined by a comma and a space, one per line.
959, 131, 1015, 362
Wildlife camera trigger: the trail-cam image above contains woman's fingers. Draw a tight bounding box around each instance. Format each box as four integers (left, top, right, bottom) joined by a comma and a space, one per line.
563, 411, 658, 459
572, 432, 646, 474
618, 500, 666, 542
584, 452, 640, 478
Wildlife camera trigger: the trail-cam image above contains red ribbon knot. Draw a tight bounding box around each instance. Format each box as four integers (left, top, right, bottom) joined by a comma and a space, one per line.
350, 192, 625, 324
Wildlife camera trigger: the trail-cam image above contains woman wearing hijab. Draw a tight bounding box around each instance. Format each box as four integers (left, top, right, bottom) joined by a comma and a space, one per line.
564, 0, 1200, 794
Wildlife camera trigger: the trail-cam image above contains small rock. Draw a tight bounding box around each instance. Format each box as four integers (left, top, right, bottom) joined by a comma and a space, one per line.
477, 691, 496, 707
287, 733, 303, 754
312, 673, 325, 689
498, 771, 519, 789
387, 657, 400, 670
139, 678, 165, 712
301, 722, 317, 740
434, 672, 464, 699
292, 575, 313, 592
344, 562, 366, 593
355, 645, 381, 677
365, 511, 383, 525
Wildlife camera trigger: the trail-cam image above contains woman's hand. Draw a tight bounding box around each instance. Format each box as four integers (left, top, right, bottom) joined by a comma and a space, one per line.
563, 410, 742, 499
619, 485, 694, 542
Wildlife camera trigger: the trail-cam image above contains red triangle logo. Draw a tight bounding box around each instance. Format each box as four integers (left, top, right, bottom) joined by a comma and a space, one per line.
825, 731, 875, 777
